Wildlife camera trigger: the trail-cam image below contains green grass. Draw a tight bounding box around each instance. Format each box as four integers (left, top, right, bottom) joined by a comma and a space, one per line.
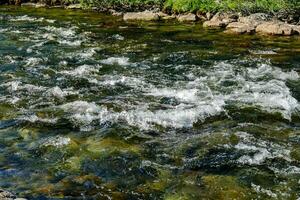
62, 0, 164, 8
164, 0, 299, 13
7, 0, 300, 13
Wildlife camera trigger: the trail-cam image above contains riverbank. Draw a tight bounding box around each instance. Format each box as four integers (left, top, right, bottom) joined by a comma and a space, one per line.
6, 1, 300, 37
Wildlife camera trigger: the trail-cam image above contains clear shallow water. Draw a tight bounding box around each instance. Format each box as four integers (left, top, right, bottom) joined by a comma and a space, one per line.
1, 6, 300, 200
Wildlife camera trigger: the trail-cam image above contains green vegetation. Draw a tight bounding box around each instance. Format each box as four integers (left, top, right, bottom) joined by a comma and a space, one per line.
4, 0, 300, 13
165, 0, 300, 13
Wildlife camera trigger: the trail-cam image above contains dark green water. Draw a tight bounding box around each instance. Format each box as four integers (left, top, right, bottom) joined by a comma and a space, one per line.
1, 6, 300, 200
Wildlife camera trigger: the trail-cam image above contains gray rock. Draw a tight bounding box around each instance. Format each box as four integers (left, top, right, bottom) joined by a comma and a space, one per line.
239, 13, 271, 27
225, 22, 256, 34
159, 13, 176, 20
123, 11, 160, 21
20, 3, 36, 7
256, 21, 296, 36
177, 13, 197, 22
203, 12, 238, 28
35, 3, 47, 8
66, 4, 82, 9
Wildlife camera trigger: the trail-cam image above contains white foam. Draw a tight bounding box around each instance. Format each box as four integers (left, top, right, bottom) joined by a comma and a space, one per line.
60, 98, 225, 131
232, 132, 291, 165
251, 184, 278, 198
112, 34, 125, 40
61, 101, 108, 131
20, 114, 58, 124
95, 75, 149, 89
101, 57, 130, 66
46, 86, 78, 99
9, 15, 55, 23
43, 26, 76, 38
250, 50, 277, 55
24, 57, 44, 67
247, 64, 299, 81
60, 64, 102, 76
58, 39, 82, 46
40, 136, 71, 148
147, 88, 199, 102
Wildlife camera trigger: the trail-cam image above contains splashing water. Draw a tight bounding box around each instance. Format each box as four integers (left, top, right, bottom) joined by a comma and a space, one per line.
0, 6, 300, 200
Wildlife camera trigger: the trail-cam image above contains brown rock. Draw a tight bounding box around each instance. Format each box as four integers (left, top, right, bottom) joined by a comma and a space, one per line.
226, 22, 256, 34
239, 13, 271, 27
203, 20, 226, 28
203, 12, 238, 28
157, 12, 176, 20
177, 13, 197, 22
123, 11, 160, 21
256, 21, 295, 36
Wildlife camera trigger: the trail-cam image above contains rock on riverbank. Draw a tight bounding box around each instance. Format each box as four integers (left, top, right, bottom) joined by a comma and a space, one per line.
204, 12, 300, 36
11, 2, 300, 36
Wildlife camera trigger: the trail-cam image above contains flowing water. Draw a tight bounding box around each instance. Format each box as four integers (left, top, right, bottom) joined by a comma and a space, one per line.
1, 6, 300, 200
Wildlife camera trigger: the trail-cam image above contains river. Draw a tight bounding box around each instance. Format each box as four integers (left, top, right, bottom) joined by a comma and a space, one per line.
0, 5, 300, 200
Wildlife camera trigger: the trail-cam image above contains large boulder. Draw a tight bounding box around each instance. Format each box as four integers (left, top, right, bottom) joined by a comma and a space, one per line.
123, 11, 160, 21
203, 12, 238, 28
256, 21, 296, 36
177, 13, 197, 22
239, 13, 271, 27
225, 22, 256, 34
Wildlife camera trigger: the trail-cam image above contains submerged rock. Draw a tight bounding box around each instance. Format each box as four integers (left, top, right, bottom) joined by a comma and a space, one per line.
123, 11, 160, 21
177, 13, 197, 22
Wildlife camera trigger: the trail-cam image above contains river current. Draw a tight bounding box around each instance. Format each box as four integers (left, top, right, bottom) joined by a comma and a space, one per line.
0, 6, 300, 200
